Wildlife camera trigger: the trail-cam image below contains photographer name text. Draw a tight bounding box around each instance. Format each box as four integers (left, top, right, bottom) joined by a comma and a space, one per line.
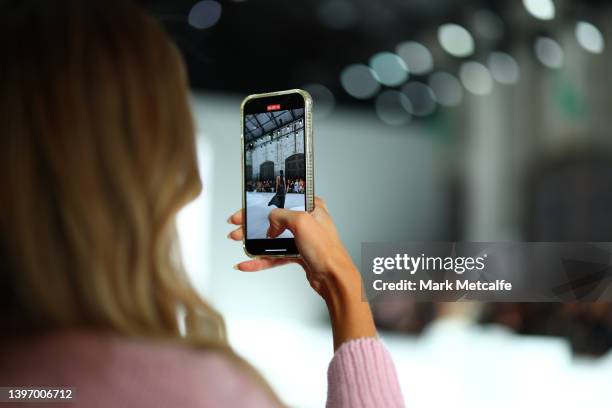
372, 279, 512, 291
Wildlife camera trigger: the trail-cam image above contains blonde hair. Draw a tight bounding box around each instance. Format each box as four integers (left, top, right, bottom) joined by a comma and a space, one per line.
0, 0, 281, 403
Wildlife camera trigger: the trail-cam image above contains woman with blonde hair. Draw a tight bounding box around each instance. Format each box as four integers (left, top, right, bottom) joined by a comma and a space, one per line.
0, 0, 404, 406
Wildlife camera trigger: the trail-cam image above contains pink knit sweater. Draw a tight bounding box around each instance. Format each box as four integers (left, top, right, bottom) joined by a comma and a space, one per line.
0, 331, 404, 407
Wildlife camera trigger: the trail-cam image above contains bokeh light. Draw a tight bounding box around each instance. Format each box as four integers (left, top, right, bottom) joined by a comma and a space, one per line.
438, 24, 475, 58
369, 52, 409, 87
534, 37, 564, 69
374, 90, 412, 126
188, 0, 222, 30
401, 82, 437, 116
473, 10, 504, 40
396, 41, 434, 75
460, 62, 494, 95
487, 52, 521, 85
429, 72, 463, 107
302, 83, 336, 119
522, 0, 555, 21
575, 22, 605, 54
340, 64, 381, 99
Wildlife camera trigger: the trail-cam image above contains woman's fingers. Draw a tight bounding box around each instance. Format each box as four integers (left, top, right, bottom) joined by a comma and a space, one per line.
227, 226, 243, 241
227, 209, 243, 226
314, 196, 328, 212
235, 257, 296, 272
267, 208, 311, 238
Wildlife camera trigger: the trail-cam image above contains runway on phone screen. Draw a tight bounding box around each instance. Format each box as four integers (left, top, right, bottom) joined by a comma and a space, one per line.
246, 192, 305, 239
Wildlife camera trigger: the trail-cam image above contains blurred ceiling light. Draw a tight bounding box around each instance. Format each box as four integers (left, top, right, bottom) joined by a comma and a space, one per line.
369, 52, 409, 87
522, 0, 555, 21
459, 62, 493, 95
340, 64, 381, 99
473, 10, 504, 40
396, 41, 433, 75
302, 83, 335, 119
401, 82, 437, 116
428, 72, 463, 107
534, 37, 564, 68
487, 52, 520, 85
318, 0, 359, 30
188, 0, 222, 29
438, 24, 475, 58
375, 90, 412, 126
575, 22, 604, 54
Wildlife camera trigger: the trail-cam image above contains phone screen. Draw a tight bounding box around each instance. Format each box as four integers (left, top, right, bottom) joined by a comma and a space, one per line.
243, 92, 307, 255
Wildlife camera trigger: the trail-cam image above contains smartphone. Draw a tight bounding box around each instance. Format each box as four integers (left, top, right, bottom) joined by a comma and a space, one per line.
241, 89, 314, 257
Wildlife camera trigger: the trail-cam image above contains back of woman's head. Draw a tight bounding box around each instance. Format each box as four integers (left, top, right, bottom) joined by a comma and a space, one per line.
0, 0, 225, 343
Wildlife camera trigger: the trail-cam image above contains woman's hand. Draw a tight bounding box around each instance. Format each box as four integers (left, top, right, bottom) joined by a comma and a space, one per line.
227, 197, 377, 350
227, 197, 354, 295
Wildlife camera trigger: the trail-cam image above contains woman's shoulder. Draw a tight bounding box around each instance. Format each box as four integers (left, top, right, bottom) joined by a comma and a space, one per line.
0, 330, 278, 408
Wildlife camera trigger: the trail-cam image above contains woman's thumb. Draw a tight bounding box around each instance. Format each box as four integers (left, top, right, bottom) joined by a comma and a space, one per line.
267, 208, 300, 238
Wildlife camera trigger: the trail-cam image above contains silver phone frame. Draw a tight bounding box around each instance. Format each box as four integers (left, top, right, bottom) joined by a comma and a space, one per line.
240, 89, 314, 258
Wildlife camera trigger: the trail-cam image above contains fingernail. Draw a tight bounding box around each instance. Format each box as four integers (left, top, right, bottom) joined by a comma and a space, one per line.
232, 264, 240, 270
226, 231, 232, 239
227, 216, 232, 224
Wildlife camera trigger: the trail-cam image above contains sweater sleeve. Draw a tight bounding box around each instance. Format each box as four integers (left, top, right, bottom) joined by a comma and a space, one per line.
326, 337, 405, 408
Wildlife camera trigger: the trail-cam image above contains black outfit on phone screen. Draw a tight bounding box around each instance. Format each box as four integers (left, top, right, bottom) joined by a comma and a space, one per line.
268, 174, 286, 208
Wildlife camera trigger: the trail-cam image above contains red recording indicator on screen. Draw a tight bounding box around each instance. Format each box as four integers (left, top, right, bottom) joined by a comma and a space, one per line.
266, 104, 281, 111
